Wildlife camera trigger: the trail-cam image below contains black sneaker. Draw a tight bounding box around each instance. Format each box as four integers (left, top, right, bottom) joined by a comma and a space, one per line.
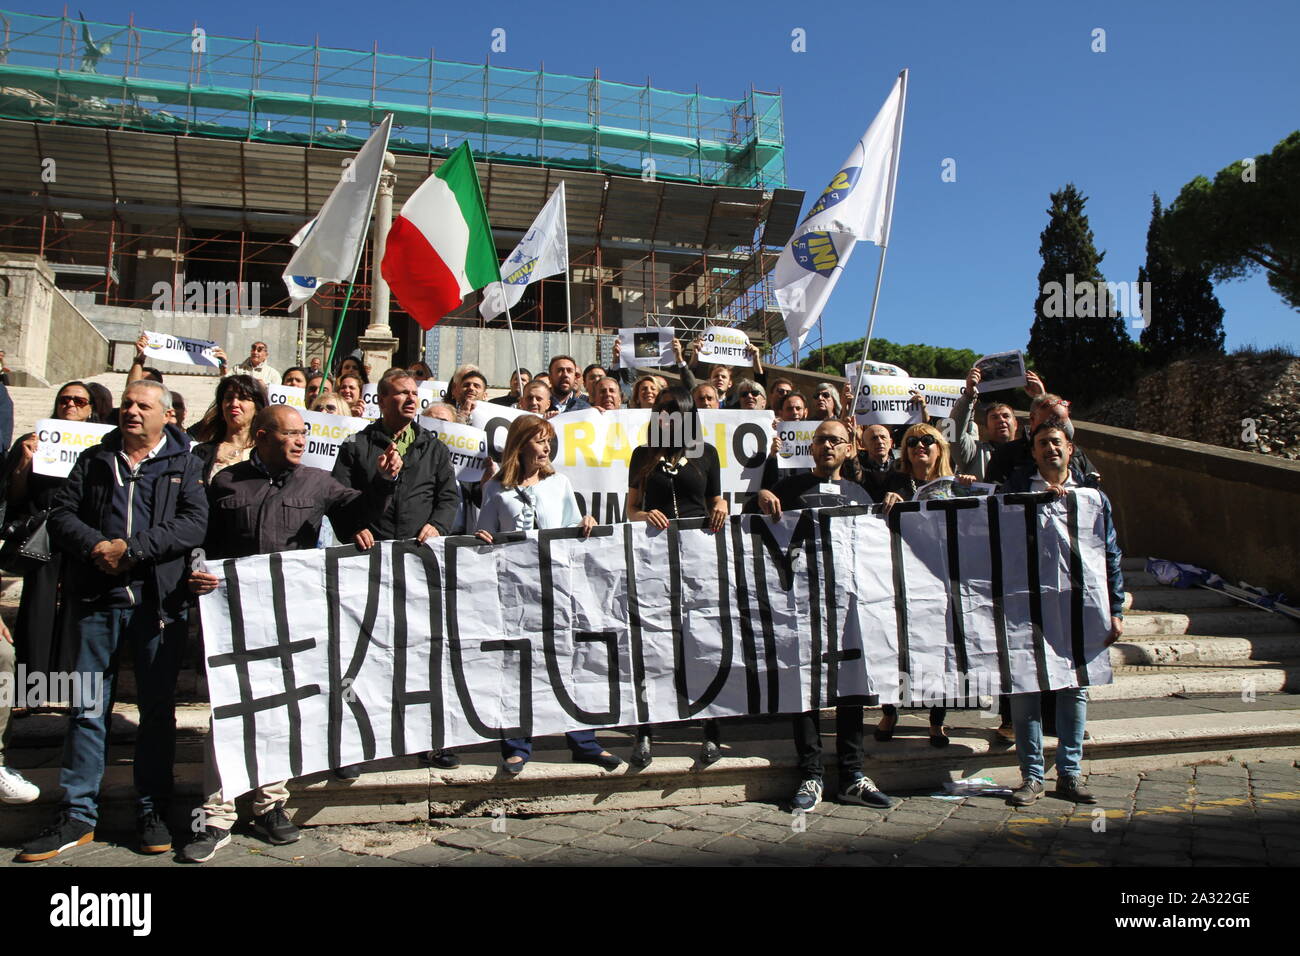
17, 813, 95, 862
252, 802, 300, 845
1053, 774, 1097, 804
790, 776, 824, 812
421, 750, 461, 770
839, 774, 899, 809
180, 826, 231, 864
1009, 778, 1045, 806
137, 810, 173, 854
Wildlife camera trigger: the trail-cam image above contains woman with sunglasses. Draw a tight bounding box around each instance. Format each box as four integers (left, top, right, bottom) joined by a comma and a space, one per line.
876, 423, 979, 747
1, 382, 99, 681
474, 414, 622, 776
626, 386, 728, 767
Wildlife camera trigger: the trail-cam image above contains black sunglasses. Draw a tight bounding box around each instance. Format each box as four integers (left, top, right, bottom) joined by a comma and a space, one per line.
906, 434, 939, 449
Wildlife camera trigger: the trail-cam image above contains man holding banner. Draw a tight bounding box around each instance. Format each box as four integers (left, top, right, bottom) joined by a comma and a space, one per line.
750, 419, 899, 812
332, 368, 461, 774
183, 405, 402, 862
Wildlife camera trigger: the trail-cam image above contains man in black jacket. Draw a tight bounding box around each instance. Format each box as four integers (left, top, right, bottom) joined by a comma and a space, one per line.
183, 404, 400, 862
18, 380, 208, 862
332, 368, 461, 772
333, 368, 459, 547
984, 393, 1099, 486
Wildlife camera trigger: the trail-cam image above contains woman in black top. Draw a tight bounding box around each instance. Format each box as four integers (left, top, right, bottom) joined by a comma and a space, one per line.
2, 381, 99, 678
626, 387, 728, 768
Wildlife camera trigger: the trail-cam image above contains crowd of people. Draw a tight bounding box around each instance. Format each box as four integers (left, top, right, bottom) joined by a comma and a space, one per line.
0, 334, 1124, 864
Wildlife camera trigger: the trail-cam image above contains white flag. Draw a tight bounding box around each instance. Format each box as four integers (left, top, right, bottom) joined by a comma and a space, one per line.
283, 114, 392, 303
479, 181, 569, 321
283, 217, 320, 313
773, 73, 905, 349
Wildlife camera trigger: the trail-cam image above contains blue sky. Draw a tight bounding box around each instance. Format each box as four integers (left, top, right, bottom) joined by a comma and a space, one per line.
50, 0, 1299, 355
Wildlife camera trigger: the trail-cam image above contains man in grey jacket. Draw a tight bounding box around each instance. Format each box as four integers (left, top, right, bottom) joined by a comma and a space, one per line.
184, 404, 400, 862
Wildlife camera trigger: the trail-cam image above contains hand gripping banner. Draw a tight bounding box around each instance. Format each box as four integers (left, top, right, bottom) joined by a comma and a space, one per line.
199, 490, 1116, 795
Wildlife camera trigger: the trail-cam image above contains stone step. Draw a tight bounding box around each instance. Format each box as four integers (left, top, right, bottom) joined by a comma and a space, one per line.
1101, 660, 1299, 699
1123, 587, 1236, 612
1, 705, 1296, 837
1121, 607, 1299, 637
1110, 634, 1300, 667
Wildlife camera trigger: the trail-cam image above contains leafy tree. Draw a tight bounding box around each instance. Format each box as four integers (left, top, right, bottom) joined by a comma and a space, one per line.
799, 336, 979, 380
1027, 184, 1136, 406
1138, 194, 1225, 365
1161, 131, 1300, 310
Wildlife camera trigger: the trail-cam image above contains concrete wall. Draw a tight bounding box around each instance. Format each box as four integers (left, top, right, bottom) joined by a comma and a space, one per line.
0, 254, 109, 386
1073, 418, 1300, 596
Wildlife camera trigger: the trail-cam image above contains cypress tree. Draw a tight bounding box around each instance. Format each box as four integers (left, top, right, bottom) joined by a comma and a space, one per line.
1138, 193, 1226, 365
1028, 184, 1136, 407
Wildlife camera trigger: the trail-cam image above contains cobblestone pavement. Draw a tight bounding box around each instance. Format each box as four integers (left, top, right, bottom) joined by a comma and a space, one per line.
5, 758, 1297, 867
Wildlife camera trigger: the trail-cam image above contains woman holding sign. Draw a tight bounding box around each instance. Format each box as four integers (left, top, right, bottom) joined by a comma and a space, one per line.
191, 375, 268, 484
474, 415, 622, 776
626, 386, 728, 768
877, 423, 979, 747
1, 382, 99, 677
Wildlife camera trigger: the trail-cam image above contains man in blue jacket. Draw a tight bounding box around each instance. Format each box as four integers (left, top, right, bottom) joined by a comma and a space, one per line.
17, 380, 208, 861
999, 422, 1124, 807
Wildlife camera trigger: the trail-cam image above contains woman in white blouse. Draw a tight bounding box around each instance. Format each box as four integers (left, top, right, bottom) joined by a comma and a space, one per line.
475, 415, 623, 776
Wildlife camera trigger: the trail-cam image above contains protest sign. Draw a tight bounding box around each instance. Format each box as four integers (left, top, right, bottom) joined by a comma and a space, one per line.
360, 383, 381, 419
845, 359, 907, 382
418, 381, 450, 412
142, 330, 221, 368
416, 418, 490, 482
915, 477, 999, 500
267, 385, 306, 409
974, 350, 1027, 392
694, 326, 753, 367
617, 328, 675, 369
300, 409, 370, 471
852, 375, 964, 425
470, 402, 535, 455
776, 421, 817, 470
32, 419, 115, 477
200, 490, 1117, 795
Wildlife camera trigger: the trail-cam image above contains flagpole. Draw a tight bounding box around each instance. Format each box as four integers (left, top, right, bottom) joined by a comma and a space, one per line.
503, 300, 523, 402
565, 271, 573, 357
850, 68, 908, 408
299, 303, 308, 368
325, 282, 356, 374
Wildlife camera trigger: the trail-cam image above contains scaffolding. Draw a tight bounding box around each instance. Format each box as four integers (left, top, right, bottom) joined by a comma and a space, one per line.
0, 9, 785, 188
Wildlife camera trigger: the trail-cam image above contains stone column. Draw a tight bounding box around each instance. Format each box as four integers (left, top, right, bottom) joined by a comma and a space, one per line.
358, 151, 400, 375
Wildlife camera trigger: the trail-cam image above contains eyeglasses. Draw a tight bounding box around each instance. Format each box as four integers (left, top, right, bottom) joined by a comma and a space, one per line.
277, 428, 309, 438
812, 436, 849, 448
57, 395, 90, 407
1044, 398, 1071, 411
906, 434, 939, 449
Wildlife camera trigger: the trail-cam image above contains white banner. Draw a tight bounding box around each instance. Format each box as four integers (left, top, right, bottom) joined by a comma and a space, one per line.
469, 401, 533, 454
419, 381, 450, 412
300, 409, 370, 472
267, 385, 306, 409
852, 375, 964, 425
974, 350, 1027, 393
32, 419, 115, 477
415, 418, 489, 482
360, 383, 381, 419
142, 330, 221, 368
200, 490, 1117, 795
617, 328, 675, 369
776, 421, 817, 470
694, 326, 753, 367
845, 359, 907, 381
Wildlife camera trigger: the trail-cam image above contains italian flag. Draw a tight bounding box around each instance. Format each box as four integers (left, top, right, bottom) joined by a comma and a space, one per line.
382, 143, 500, 330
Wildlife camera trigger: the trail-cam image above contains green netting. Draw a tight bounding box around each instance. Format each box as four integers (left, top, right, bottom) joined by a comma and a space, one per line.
0, 10, 785, 187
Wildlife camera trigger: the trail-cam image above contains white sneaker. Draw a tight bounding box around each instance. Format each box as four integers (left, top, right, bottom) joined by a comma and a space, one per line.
0, 765, 40, 804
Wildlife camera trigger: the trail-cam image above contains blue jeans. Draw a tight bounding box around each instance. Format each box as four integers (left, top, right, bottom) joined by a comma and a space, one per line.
59, 607, 187, 826
501, 731, 605, 761
1009, 687, 1088, 783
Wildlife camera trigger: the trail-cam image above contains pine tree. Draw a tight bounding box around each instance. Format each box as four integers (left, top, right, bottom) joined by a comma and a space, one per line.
1027, 184, 1136, 407
1138, 193, 1226, 365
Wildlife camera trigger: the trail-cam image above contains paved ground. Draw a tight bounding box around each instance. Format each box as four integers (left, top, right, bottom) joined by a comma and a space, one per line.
5, 757, 1297, 867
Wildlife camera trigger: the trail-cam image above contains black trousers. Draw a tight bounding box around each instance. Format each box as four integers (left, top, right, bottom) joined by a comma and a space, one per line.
881, 703, 947, 727
793, 705, 864, 778
636, 718, 720, 743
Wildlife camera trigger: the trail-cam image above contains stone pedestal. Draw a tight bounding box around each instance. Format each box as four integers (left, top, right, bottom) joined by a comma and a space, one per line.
358, 332, 400, 377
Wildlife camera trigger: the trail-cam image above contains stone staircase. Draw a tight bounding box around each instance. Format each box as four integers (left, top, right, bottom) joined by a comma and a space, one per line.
2, 557, 1297, 837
